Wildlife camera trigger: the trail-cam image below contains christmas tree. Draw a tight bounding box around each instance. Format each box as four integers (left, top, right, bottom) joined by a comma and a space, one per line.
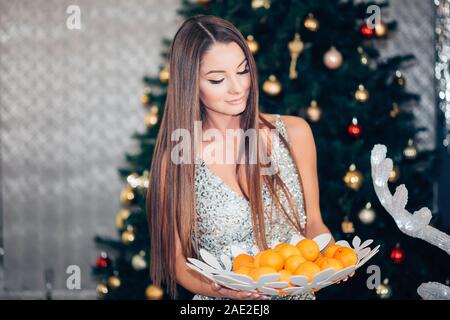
93, 0, 449, 300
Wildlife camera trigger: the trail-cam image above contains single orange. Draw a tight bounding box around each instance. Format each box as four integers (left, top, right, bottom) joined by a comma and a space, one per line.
232, 253, 255, 271
296, 239, 320, 261
277, 244, 302, 260
278, 269, 294, 286
314, 254, 326, 266
284, 255, 307, 273
278, 269, 292, 281
234, 266, 253, 276
293, 261, 321, 283
333, 247, 358, 267
319, 257, 344, 272
254, 251, 263, 267
274, 243, 289, 252
276, 269, 293, 295
259, 249, 284, 271
324, 244, 342, 258
249, 266, 278, 281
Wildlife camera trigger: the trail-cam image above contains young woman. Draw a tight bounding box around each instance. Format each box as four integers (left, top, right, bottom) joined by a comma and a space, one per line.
146, 15, 347, 300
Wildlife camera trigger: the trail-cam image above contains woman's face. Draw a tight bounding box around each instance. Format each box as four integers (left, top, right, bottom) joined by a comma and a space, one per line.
199, 41, 251, 116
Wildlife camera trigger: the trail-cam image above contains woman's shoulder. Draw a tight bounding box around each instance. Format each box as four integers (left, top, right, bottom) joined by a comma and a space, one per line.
259, 112, 278, 126
260, 113, 311, 134
261, 113, 314, 151
280, 114, 310, 132
280, 115, 315, 153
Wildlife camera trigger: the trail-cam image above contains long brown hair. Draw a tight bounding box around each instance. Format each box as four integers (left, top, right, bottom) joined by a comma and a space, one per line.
146, 14, 307, 299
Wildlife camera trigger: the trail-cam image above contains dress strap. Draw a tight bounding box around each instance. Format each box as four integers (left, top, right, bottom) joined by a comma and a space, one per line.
275, 114, 289, 142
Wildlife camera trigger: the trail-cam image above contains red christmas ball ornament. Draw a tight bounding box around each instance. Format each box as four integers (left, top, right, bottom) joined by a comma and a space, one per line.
389, 244, 405, 264
96, 252, 111, 269
347, 117, 361, 138
360, 23, 375, 38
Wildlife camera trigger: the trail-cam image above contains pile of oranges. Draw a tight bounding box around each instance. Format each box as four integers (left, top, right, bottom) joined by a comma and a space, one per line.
232, 239, 358, 291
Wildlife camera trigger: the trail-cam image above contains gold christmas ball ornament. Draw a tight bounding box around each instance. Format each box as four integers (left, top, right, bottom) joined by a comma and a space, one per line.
354, 84, 369, 103
306, 100, 322, 122
323, 46, 343, 69
120, 185, 135, 205
107, 275, 121, 289
341, 216, 355, 234
140, 94, 149, 106
357, 47, 369, 65
263, 75, 282, 96
145, 284, 164, 300
395, 70, 406, 86
121, 225, 136, 245
115, 208, 131, 230
246, 35, 259, 54
125, 171, 149, 190
360, 54, 369, 65
144, 112, 159, 128
159, 64, 170, 83
252, 0, 270, 9
390, 102, 400, 117
304, 14, 319, 32
343, 164, 363, 191
195, 0, 210, 4
358, 202, 376, 224
96, 283, 109, 298
149, 104, 159, 115
375, 21, 388, 38
376, 278, 392, 299
403, 139, 417, 160
126, 172, 141, 188
132, 251, 148, 271
389, 165, 400, 183
144, 105, 159, 128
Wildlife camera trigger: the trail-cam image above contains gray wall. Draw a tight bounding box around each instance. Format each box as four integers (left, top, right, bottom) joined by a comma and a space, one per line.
375, 0, 436, 151
0, 0, 181, 298
0, 0, 437, 298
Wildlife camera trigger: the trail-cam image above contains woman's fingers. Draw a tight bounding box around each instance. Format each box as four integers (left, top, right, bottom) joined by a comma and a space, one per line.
334, 272, 355, 284
211, 282, 221, 291
235, 291, 253, 299
211, 282, 269, 300
230, 289, 270, 300
235, 290, 259, 299
227, 288, 269, 300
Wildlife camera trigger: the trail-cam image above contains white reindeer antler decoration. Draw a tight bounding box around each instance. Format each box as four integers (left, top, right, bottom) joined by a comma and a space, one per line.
370, 144, 450, 300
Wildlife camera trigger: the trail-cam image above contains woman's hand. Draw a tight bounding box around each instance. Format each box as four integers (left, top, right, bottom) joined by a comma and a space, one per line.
333, 271, 355, 284
211, 282, 270, 300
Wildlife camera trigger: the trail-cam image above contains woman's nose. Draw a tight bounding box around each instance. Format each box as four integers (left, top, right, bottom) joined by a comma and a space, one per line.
228, 75, 244, 94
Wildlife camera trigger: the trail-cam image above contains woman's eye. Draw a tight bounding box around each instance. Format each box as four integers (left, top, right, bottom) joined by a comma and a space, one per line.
238, 67, 250, 75
208, 68, 250, 84
208, 79, 224, 84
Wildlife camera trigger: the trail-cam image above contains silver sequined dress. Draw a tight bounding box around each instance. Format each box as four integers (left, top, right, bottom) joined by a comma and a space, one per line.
191, 114, 315, 300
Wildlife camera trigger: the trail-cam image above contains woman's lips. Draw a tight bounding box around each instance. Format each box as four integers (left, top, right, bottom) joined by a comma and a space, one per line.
226, 96, 245, 105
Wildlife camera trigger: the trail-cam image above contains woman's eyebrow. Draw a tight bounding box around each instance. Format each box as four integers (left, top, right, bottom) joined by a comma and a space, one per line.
205, 58, 247, 75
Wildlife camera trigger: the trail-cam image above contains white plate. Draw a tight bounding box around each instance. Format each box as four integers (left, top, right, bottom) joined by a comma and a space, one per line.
186, 233, 379, 296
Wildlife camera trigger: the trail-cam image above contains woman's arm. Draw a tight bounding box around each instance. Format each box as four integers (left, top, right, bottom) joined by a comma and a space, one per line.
174, 227, 269, 299
159, 152, 267, 299
282, 115, 335, 246
284, 115, 356, 285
